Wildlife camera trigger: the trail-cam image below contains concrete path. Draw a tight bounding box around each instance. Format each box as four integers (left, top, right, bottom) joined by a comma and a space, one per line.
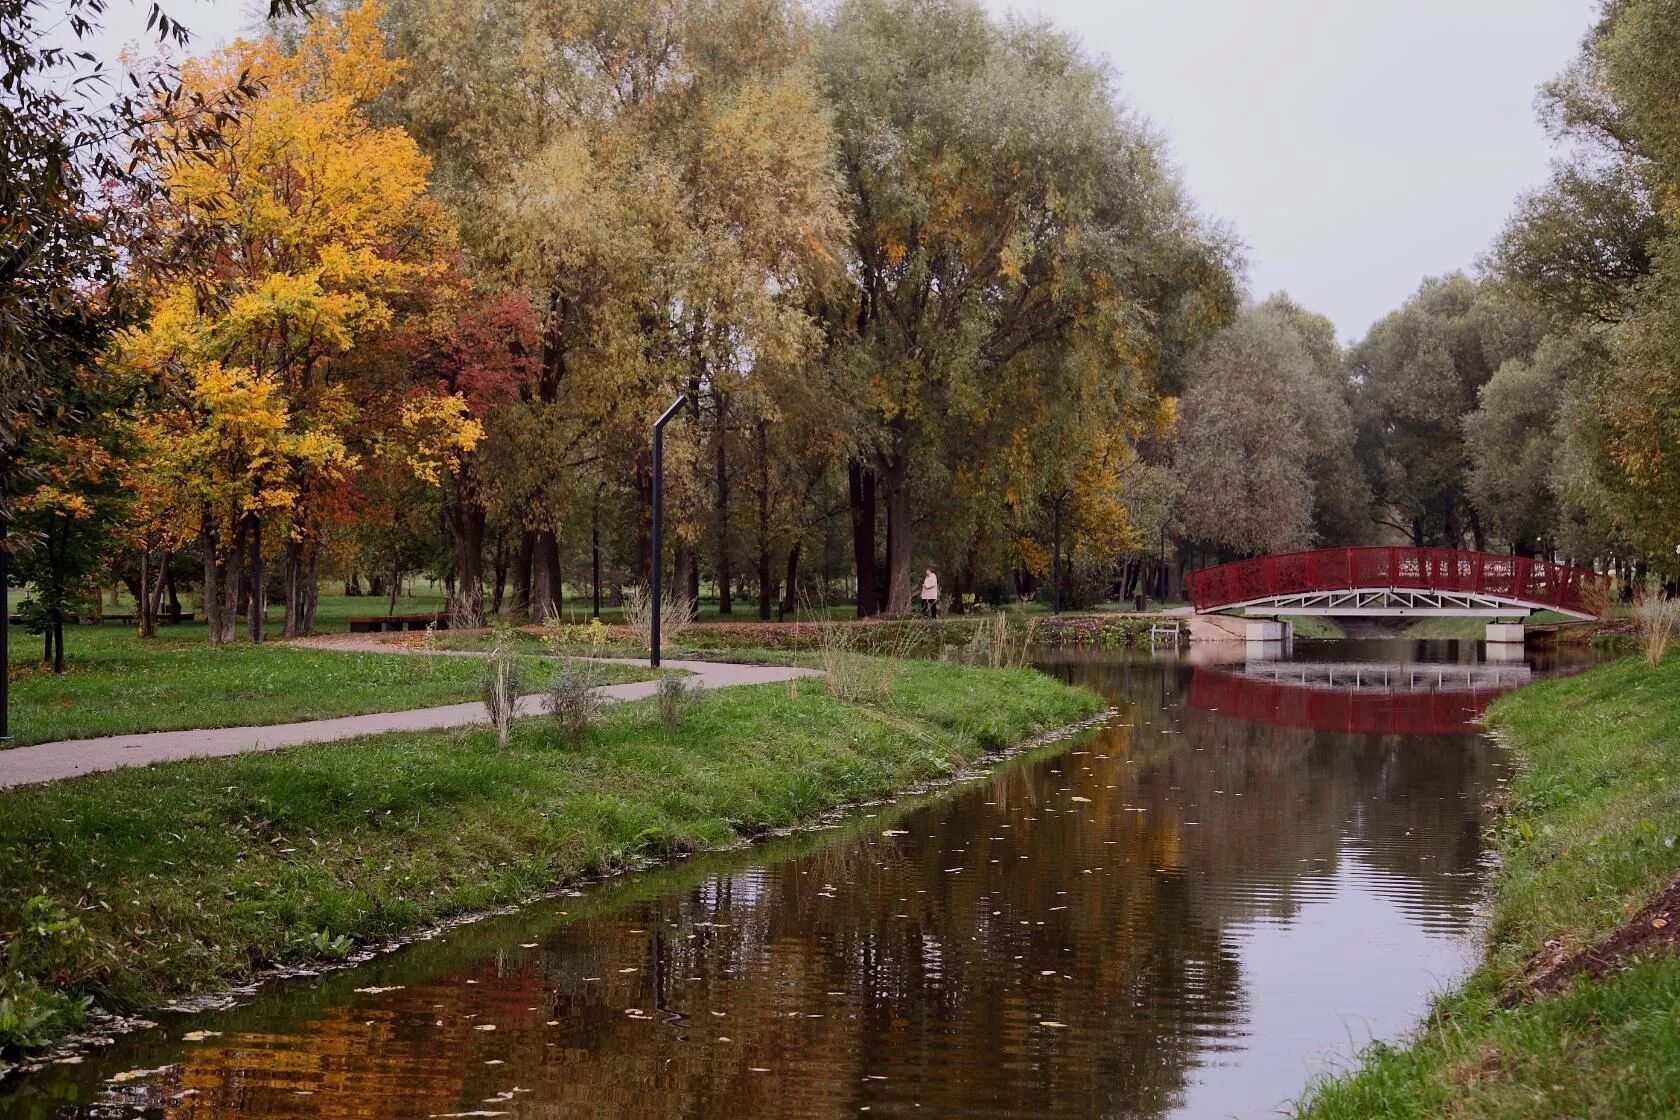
0, 658, 818, 790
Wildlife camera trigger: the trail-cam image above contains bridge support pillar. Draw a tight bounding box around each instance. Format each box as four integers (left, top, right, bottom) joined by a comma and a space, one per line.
1485, 623, 1526, 645
1244, 619, 1288, 642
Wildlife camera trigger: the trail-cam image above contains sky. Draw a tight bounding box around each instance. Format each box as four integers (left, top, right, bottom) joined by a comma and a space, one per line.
88, 0, 1600, 342
979, 0, 1599, 341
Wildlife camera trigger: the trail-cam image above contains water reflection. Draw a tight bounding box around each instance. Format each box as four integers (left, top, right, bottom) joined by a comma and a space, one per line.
6, 641, 1559, 1120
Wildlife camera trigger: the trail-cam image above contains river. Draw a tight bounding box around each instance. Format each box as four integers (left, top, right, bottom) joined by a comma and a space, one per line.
1, 638, 1599, 1119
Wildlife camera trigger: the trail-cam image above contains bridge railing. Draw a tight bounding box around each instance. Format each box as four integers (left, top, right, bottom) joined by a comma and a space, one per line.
1186, 547, 1604, 616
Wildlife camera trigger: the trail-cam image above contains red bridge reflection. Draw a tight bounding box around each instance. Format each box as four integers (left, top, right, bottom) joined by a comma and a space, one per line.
1186, 662, 1528, 736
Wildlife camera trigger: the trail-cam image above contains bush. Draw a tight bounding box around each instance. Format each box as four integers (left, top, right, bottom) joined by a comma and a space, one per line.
0, 898, 92, 1064
545, 662, 602, 745
656, 674, 699, 731
946, 608, 1037, 669
1632, 594, 1680, 665
479, 628, 525, 745
623, 584, 696, 651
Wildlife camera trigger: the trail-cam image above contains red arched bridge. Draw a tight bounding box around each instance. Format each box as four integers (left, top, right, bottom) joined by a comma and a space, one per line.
1187, 547, 1605, 621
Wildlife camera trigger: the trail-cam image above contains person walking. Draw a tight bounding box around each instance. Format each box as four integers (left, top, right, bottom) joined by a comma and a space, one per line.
920, 567, 940, 619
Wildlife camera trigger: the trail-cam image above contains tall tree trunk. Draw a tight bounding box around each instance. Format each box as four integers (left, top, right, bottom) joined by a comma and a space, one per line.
847, 459, 877, 618
531, 528, 560, 620
1051, 493, 1064, 614
880, 450, 912, 615
674, 545, 695, 611
138, 550, 155, 639
756, 421, 772, 621
636, 457, 654, 588
780, 542, 801, 620
490, 533, 508, 617
591, 508, 601, 619
714, 414, 732, 615
282, 539, 303, 639
512, 530, 533, 620
245, 513, 263, 643
449, 500, 487, 627
163, 559, 180, 621
200, 514, 221, 645
302, 545, 319, 635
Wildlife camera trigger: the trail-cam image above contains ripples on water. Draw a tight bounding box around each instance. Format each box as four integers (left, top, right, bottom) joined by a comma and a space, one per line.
7, 639, 1595, 1120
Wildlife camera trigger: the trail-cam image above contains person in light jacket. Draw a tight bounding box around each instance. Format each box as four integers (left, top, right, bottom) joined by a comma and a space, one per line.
920, 567, 939, 619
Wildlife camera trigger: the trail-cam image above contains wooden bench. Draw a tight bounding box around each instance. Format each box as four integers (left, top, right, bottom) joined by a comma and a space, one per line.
347, 614, 450, 633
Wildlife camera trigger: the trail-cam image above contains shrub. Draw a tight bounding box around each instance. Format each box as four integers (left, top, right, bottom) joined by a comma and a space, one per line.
623, 584, 696, 650
545, 662, 602, 745
948, 608, 1037, 669
480, 628, 525, 745
0, 898, 92, 1061
1632, 594, 1680, 665
656, 674, 699, 731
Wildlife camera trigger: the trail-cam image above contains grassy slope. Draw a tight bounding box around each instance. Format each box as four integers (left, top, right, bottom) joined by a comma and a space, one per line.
1280, 615, 1347, 639
1299, 655, 1680, 1119
6, 627, 653, 747
0, 659, 1100, 1053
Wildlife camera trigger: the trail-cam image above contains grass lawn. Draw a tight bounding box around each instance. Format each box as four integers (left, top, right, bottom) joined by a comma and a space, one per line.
0, 658, 1101, 1062
5, 626, 654, 747
1280, 615, 1347, 639
1297, 653, 1680, 1118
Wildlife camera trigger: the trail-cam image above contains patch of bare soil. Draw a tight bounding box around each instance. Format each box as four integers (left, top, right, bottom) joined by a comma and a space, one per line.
1503, 872, 1680, 1006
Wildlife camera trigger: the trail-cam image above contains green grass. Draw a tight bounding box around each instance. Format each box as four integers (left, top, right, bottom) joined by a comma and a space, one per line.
0, 658, 1100, 1060
6, 626, 654, 747
1280, 615, 1347, 639
1298, 654, 1680, 1118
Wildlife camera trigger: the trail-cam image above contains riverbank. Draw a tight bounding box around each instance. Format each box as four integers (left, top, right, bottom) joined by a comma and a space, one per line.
0, 658, 1101, 1068
1298, 654, 1680, 1118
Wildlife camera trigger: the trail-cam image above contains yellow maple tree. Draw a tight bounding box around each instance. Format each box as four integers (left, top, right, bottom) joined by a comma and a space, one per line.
118, 1, 457, 642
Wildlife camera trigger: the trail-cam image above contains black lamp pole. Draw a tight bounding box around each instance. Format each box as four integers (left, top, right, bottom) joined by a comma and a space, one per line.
650, 395, 687, 668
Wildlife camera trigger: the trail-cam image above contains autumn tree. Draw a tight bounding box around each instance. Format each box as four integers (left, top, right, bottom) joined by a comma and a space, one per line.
392, 0, 844, 619
7, 300, 132, 670
817, 0, 1236, 614
119, 2, 457, 641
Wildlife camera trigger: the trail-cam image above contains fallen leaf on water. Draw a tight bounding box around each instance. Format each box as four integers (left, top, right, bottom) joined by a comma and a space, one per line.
181, 1030, 222, 1042
474, 1024, 497, 1032
1070, 796, 1091, 803
109, 1066, 177, 1084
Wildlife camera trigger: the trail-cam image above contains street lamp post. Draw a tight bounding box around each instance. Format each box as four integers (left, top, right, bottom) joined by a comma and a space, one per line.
650, 395, 687, 668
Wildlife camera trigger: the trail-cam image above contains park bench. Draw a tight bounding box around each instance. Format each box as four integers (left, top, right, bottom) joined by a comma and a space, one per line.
347, 614, 450, 633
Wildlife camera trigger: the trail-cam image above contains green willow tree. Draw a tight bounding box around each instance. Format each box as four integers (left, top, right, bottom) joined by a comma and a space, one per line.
1349, 275, 1543, 549
816, 0, 1235, 613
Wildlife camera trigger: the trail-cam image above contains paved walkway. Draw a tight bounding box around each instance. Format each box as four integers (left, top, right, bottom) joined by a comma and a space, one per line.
0, 657, 818, 790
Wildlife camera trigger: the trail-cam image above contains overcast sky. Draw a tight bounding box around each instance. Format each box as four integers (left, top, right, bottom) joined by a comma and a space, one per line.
981, 0, 1599, 341
92, 0, 1599, 342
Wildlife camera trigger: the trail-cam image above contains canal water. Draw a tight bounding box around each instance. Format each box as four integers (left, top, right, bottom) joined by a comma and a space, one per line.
3, 639, 1598, 1120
